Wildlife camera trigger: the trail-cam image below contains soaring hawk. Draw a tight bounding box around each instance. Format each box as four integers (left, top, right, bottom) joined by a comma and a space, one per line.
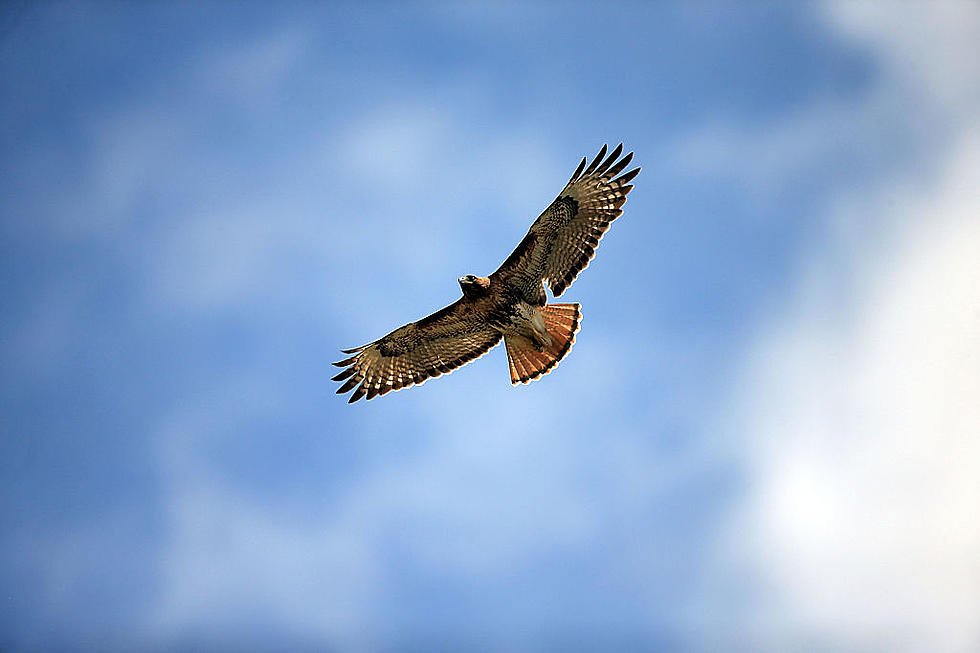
333, 144, 639, 402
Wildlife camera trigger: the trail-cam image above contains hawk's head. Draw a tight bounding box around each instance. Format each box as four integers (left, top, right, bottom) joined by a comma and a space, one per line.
458, 274, 490, 299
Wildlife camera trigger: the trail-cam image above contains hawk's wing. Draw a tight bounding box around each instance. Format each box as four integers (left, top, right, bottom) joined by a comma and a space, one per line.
332, 298, 502, 403
491, 144, 639, 298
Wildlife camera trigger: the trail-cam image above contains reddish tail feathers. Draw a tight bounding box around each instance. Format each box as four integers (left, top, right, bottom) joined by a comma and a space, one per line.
504, 303, 582, 384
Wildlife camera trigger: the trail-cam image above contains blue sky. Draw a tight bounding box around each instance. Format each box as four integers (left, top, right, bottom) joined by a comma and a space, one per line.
2, 2, 978, 652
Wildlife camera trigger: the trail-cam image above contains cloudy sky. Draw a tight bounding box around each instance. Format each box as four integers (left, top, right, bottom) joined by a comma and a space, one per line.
1, 2, 978, 651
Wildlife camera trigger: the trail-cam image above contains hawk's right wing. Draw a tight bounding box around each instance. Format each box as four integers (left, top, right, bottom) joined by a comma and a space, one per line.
332, 298, 502, 403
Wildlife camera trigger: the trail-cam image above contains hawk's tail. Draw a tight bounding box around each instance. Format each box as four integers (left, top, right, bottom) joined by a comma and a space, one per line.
504, 303, 582, 385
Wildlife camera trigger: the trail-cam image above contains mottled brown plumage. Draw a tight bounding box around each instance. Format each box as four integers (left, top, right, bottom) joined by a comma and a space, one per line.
333, 144, 638, 402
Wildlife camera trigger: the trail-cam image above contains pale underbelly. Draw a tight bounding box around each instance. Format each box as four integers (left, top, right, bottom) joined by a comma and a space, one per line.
492, 302, 549, 348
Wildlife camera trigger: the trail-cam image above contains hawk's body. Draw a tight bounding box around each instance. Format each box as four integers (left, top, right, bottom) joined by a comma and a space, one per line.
334, 144, 639, 402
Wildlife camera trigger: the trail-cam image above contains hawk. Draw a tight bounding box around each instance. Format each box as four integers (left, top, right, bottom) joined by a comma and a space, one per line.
333, 144, 639, 402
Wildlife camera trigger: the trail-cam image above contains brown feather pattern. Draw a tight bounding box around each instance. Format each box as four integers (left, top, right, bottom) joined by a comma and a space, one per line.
334, 144, 636, 402
333, 299, 503, 403
491, 143, 639, 299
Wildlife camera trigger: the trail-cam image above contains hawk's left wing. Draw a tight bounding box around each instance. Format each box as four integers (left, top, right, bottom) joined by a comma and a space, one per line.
332, 298, 502, 403
491, 144, 639, 299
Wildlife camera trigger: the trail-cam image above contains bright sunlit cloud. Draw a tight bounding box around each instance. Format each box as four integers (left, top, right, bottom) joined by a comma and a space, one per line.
722, 3, 980, 651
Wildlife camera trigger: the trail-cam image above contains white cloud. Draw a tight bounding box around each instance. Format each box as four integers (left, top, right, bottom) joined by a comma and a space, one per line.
828, 0, 980, 114
729, 134, 980, 652
720, 4, 980, 651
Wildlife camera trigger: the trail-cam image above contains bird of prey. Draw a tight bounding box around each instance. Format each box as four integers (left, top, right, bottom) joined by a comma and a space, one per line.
333, 144, 639, 402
